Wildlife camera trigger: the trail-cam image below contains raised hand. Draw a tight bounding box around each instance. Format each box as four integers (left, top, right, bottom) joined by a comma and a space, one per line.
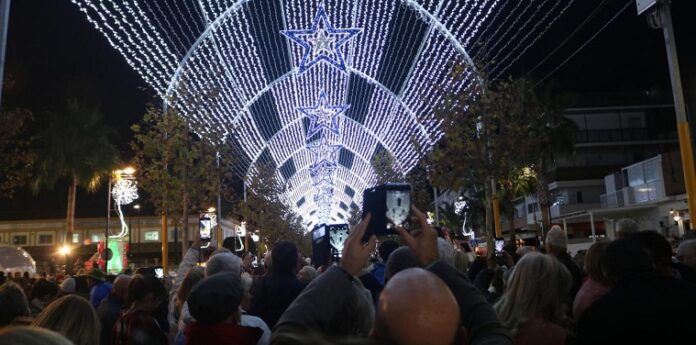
340, 213, 377, 277
395, 206, 439, 266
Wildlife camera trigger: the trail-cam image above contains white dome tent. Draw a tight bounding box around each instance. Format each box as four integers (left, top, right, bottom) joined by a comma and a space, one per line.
0, 243, 37, 276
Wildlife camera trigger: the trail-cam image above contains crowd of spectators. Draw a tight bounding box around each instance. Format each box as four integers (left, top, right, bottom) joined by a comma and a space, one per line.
1, 211, 696, 345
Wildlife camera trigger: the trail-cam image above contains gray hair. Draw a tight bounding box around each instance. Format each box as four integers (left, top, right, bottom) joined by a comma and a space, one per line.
678, 239, 696, 257
437, 238, 455, 265
615, 218, 639, 239
297, 266, 318, 285
545, 227, 567, 251
385, 246, 419, 284
205, 252, 241, 277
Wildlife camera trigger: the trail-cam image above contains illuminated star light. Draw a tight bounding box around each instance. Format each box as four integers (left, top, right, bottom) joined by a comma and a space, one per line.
299, 90, 348, 138
307, 137, 342, 167
281, 5, 361, 73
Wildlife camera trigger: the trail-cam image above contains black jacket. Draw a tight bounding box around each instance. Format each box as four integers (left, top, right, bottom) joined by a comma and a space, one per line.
577, 271, 696, 344
274, 261, 512, 345
249, 272, 305, 329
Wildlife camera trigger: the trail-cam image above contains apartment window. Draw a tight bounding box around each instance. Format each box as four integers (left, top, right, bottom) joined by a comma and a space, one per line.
576, 192, 584, 204
144, 231, 159, 241
72, 233, 80, 243
38, 234, 53, 245
13, 235, 28, 245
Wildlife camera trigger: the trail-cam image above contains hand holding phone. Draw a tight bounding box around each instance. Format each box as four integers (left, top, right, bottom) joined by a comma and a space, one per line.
199, 217, 212, 244
362, 183, 411, 241
494, 238, 505, 257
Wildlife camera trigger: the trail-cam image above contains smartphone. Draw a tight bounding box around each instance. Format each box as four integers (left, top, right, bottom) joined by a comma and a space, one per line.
199, 217, 212, 243
494, 238, 505, 257
312, 224, 330, 267
362, 183, 411, 241
154, 266, 164, 279
328, 223, 349, 252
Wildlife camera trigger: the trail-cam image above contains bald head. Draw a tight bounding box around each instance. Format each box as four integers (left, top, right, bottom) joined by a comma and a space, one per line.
376, 268, 459, 345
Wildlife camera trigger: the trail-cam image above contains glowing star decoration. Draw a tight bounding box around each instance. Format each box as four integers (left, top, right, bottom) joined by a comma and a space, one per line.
281, 5, 361, 73
110, 179, 139, 238
307, 137, 341, 168
299, 91, 348, 138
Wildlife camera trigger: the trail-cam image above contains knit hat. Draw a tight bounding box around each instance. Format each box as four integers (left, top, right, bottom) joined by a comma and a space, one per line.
187, 272, 243, 325
60, 277, 76, 293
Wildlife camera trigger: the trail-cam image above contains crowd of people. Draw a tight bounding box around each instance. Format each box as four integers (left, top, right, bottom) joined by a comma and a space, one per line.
1, 207, 696, 345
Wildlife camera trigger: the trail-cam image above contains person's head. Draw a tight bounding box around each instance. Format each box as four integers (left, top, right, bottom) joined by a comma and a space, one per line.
127, 274, 166, 312
175, 266, 205, 313
584, 242, 609, 285
85, 268, 105, 288
14, 272, 21, 278
601, 239, 655, 286
59, 278, 76, 295
677, 239, 696, 270
494, 252, 572, 336
31, 295, 99, 345
205, 252, 242, 277
29, 279, 59, 303
384, 246, 419, 284
437, 238, 455, 265
187, 272, 243, 325
297, 265, 318, 285
615, 218, 639, 239
378, 240, 399, 263
0, 326, 74, 345
240, 272, 254, 311
112, 274, 132, 301
23, 272, 29, 279
544, 226, 567, 256
0, 282, 30, 326
632, 230, 674, 276
374, 268, 460, 345
272, 241, 299, 274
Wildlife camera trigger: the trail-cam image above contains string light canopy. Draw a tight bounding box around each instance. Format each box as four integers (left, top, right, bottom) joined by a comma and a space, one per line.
72, 0, 573, 226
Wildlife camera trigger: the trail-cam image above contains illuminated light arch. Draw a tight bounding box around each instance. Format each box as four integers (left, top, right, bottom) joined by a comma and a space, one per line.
71, 0, 574, 225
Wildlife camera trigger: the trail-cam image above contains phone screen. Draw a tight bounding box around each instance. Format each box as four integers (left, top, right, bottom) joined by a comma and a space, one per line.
155, 267, 164, 279
386, 186, 410, 229
328, 224, 349, 252
199, 217, 212, 242
495, 238, 505, 257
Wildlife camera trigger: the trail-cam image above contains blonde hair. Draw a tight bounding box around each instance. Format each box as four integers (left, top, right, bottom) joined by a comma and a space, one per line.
32, 295, 100, 345
494, 252, 571, 336
0, 326, 75, 345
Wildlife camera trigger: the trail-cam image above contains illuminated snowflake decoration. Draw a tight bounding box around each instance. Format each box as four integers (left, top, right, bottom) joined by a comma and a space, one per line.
72, 0, 574, 227
111, 179, 139, 206
110, 179, 139, 238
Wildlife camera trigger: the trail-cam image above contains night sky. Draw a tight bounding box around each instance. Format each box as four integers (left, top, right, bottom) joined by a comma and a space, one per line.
1, 0, 694, 220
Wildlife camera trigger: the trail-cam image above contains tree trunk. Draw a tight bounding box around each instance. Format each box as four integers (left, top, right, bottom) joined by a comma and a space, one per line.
65, 176, 77, 275
484, 179, 494, 255
182, 192, 189, 258
536, 173, 551, 230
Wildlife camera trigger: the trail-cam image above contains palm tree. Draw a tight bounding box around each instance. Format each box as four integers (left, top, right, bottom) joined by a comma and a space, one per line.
31, 100, 120, 274
531, 84, 578, 229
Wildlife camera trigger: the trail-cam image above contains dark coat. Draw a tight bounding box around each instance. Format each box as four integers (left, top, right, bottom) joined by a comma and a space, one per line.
577, 271, 696, 344
248, 272, 304, 329
98, 294, 126, 345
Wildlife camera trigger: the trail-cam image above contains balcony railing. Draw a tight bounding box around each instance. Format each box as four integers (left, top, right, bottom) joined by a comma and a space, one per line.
601, 181, 663, 208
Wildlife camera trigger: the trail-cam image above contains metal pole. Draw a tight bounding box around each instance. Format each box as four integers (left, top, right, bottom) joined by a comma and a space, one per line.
589, 211, 596, 243
433, 187, 439, 224
105, 177, 112, 272
162, 212, 168, 274
216, 152, 223, 244
491, 179, 502, 237
0, 0, 10, 109
562, 218, 568, 240
658, 3, 696, 225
